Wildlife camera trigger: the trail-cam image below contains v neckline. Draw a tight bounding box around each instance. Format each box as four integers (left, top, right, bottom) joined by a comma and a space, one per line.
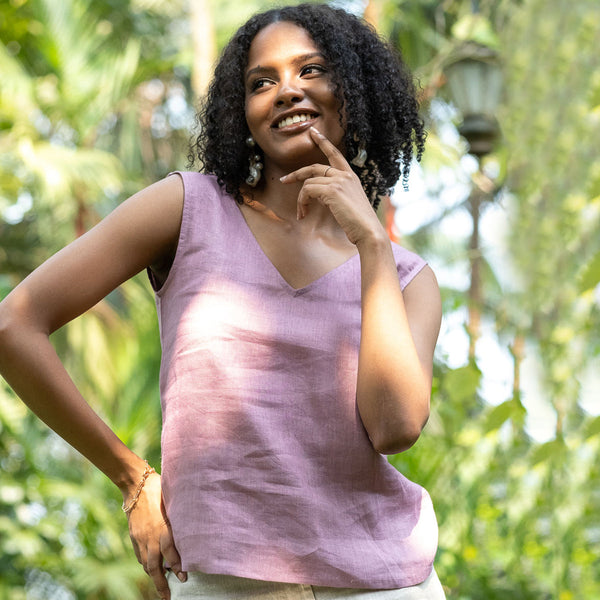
229, 196, 359, 296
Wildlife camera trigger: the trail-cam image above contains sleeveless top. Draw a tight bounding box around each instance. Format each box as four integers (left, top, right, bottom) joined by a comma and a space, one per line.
150, 172, 438, 589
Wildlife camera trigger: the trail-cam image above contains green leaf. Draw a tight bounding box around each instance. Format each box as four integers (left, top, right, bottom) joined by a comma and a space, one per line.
483, 399, 515, 433
584, 415, 600, 439
451, 14, 500, 49
443, 364, 481, 405
530, 437, 566, 466
578, 250, 600, 292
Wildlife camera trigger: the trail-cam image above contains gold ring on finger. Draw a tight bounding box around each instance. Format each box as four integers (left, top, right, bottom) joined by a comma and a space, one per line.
324, 166, 332, 177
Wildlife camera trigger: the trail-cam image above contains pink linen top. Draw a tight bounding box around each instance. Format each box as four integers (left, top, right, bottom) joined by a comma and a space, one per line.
150, 172, 438, 589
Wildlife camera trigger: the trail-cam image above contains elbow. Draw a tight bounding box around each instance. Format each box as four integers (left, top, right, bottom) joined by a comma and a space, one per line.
0, 301, 18, 360
370, 421, 425, 455
0, 300, 12, 343
367, 395, 431, 455
0, 294, 35, 356
357, 375, 433, 454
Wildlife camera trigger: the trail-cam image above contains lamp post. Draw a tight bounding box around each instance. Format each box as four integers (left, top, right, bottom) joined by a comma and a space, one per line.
444, 42, 503, 362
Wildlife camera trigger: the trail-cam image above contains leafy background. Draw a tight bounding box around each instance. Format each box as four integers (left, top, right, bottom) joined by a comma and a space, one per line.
1, 0, 599, 598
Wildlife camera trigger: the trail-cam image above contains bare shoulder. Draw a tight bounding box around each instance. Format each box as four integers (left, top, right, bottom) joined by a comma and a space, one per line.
106, 173, 184, 242
403, 265, 442, 319
1, 175, 184, 333
403, 265, 440, 303
81, 173, 184, 267
402, 266, 442, 362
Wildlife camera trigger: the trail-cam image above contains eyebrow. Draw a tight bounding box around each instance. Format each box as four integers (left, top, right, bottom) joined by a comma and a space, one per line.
245, 52, 326, 81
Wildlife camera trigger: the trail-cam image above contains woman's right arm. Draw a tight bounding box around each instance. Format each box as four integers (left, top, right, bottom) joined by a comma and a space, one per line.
0, 173, 186, 599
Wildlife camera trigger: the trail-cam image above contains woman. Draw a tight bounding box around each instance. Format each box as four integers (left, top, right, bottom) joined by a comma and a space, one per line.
0, 3, 444, 599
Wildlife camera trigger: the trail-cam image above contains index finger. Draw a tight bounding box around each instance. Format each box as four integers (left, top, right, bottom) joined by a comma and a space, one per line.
309, 127, 350, 170
280, 163, 330, 183
146, 548, 171, 600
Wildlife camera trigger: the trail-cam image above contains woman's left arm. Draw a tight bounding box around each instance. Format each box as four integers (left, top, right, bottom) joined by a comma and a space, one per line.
355, 235, 441, 454
283, 127, 441, 454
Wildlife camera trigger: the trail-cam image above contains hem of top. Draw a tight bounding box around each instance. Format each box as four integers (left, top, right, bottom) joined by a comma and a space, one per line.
178, 558, 435, 591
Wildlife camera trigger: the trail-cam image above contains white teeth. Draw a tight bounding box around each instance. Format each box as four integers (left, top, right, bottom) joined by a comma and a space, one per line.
277, 113, 314, 128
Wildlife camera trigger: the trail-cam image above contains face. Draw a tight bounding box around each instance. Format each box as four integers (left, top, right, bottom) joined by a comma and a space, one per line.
244, 21, 346, 174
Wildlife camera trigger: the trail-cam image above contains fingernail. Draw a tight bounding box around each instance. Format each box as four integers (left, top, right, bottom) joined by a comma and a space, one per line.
279, 175, 287, 182
310, 127, 323, 136
177, 572, 187, 583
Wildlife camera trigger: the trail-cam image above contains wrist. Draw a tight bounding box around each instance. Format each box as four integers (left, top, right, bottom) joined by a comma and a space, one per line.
121, 461, 156, 514
114, 456, 154, 497
355, 227, 390, 253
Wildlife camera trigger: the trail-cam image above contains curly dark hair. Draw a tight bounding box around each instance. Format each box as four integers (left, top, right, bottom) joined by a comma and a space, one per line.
189, 2, 425, 210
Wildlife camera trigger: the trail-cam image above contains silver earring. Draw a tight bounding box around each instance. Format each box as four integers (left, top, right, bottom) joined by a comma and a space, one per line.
245, 136, 263, 187
351, 140, 367, 168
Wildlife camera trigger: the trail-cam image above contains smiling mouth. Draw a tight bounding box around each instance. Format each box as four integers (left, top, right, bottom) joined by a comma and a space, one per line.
274, 113, 318, 129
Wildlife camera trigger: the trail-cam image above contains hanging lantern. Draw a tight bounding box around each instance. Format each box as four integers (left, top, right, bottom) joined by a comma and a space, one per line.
444, 42, 503, 157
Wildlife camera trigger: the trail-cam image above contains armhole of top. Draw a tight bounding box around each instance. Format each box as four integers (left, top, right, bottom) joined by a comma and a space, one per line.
147, 171, 188, 296
399, 260, 427, 291
394, 245, 428, 291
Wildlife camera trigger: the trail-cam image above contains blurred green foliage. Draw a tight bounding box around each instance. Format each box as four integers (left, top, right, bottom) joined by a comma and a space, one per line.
1, 0, 599, 598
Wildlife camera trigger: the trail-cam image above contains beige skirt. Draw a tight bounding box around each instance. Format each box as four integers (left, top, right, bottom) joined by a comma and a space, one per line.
167, 568, 446, 599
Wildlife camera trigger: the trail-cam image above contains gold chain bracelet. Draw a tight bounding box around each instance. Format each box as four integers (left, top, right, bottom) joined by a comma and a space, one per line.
122, 461, 156, 514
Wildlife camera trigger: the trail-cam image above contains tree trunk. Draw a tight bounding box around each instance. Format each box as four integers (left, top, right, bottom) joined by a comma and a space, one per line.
189, 0, 217, 99
363, 0, 381, 30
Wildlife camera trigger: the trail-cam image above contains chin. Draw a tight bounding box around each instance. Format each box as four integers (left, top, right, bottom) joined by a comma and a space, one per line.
284, 139, 335, 166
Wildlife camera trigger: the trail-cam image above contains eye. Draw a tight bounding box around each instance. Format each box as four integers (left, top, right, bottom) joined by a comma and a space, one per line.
250, 78, 273, 92
301, 64, 326, 77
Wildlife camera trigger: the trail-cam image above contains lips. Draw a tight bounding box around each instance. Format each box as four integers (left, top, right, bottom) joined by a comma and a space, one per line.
272, 110, 319, 130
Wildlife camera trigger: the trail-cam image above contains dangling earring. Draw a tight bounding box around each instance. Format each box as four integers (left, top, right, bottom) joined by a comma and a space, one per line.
351, 136, 367, 168
245, 136, 263, 187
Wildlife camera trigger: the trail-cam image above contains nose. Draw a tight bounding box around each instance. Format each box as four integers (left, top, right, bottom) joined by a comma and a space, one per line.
275, 78, 304, 106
